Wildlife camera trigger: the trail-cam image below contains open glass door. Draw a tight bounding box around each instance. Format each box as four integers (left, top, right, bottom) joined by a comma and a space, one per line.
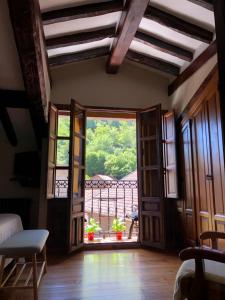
67, 99, 86, 252
137, 105, 165, 249
47, 103, 57, 199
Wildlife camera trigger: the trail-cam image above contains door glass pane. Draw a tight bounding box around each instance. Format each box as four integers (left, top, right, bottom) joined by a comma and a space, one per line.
55, 169, 69, 198
57, 140, 69, 166
141, 113, 157, 137
142, 170, 160, 197
141, 140, 158, 167
74, 113, 84, 136
58, 115, 70, 137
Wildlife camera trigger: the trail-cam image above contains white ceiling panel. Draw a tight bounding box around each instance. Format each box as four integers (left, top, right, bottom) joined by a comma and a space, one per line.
150, 0, 215, 31
48, 37, 113, 57
139, 18, 203, 51
130, 40, 184, 67
44, 12, 121, 38
39, 0, 111, 12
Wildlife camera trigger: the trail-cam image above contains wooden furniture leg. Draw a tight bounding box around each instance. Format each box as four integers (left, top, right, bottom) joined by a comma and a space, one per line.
0, 256, 5, 286
32, 254, 38, 300
43, 246, 47, 274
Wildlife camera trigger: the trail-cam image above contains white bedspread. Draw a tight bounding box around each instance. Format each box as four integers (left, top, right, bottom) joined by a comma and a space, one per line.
0, 214, 23, 243
0, 214, 23, 267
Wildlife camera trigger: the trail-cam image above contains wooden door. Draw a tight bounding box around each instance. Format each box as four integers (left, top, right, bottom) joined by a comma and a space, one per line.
67, 99, 86, 252
47, 104, 57, 199
207, 91, 225, 249
192, 103, 213, 246
163, 111, 178, 199
137, 105, 165, 248
181, 120, 197, 246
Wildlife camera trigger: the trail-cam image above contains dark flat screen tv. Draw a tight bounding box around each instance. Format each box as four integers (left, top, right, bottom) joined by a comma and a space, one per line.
13, 151, 41, 187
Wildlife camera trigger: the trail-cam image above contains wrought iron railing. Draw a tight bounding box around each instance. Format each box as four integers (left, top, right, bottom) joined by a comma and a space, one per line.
55, 179, 138, 238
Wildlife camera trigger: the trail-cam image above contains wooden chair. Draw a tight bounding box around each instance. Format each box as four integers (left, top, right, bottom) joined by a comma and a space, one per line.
174, 231, 225, 300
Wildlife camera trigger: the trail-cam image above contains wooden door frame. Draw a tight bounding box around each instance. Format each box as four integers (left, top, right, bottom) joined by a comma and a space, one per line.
57, 104, 140, 248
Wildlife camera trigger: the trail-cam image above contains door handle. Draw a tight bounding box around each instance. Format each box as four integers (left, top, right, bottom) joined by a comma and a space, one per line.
206, 175, 213, 180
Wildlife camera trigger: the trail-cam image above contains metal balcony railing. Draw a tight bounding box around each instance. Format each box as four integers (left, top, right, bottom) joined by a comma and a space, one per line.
55, 179, 139, 239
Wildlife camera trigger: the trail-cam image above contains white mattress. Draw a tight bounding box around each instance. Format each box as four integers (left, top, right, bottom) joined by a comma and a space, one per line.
0, 214, 23, 267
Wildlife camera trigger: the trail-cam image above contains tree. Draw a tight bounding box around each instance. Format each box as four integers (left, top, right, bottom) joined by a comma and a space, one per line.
104, 149, 136, 179
86, 151, 107, 177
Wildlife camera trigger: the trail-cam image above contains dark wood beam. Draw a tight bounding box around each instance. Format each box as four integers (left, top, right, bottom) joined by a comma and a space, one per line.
107, 0, 149, 74
46, 27, 115, 50
49, 46, 110, 67
42, 0, 123, 25
145, 6, 213, 44
0, 106, 17, 146
126, 50, 180, 76
8, 0, 48, 147
168, 40, 217, 96
0, 90, 29, 108
213, 0, 225, 156
135, 31, 193, 62
187, 0, 213, 11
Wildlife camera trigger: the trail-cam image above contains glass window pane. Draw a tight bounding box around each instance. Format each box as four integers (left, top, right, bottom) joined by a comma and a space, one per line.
55, 169, 69, 198
57, 140, 69, 166
58, 115, 70, 137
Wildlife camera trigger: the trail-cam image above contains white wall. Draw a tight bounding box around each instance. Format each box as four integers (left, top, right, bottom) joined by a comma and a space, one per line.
0, 109, 39, 227
170, 54, 217, 114
51, 57, 171, 110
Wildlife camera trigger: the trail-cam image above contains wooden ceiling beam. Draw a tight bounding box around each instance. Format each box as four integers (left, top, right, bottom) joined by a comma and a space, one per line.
42, 0, 123, 25
135, 31, 193, 62
8, 0, 49, 147
126, 50, 180, 76
0, 106, 17, 146
0, 90, 29, 108
187, 0, 213, 11
168, 40, 217, 95
46, 27, 115, 50
107, 0, 149, 74
49, 46, 110, 67
145, 6, 213, 44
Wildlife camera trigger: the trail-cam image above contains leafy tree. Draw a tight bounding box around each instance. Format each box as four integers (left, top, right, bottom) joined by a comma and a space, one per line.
104, 149, 136, 179
57, 116, 137, 179
86, 151, 107, 177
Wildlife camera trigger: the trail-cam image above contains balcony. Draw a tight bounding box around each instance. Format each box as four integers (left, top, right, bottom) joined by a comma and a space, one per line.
55, 179, 139, 243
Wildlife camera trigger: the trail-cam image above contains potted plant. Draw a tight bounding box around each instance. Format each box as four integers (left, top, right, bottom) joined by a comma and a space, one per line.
85, 218, 101, 241
112, 218, 126, 240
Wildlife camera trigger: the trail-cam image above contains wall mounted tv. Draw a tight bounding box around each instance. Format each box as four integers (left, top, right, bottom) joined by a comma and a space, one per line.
12, 151, 41, 187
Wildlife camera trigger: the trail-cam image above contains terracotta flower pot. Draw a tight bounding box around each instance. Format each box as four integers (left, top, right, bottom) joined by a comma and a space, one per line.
87, 232, 94, 241
116, 232, 123, 240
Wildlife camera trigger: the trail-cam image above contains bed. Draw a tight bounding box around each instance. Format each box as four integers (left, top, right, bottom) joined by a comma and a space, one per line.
0, 214, 23, 267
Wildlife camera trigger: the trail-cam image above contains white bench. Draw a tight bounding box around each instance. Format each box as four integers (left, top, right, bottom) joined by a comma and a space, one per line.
0, 229, 49, 300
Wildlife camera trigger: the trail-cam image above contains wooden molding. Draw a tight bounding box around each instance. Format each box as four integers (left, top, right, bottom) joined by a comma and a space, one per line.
168, 40, 217, 96
42, 0, 123, 25
180, 65, 217, 120
106, 0, 149, 74
145, 6, 213, 44
0, 106, 17, 146
46, 27, 115, 50
0, 90, 28, 108
49, 46, 110, 67
187, 0, 213, 11
135, 31, 193, 62
8, 0, 48, 147
126, 50, 180, 76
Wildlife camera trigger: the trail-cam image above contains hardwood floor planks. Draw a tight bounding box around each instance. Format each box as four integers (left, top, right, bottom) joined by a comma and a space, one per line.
0, 249, 181, 300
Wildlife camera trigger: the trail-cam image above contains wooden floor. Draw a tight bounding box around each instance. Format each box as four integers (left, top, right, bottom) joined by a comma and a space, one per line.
0, 249, 181, 300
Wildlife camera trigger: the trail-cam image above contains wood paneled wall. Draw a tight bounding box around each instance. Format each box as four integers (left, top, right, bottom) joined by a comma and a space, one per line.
178, 66, 225, 248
